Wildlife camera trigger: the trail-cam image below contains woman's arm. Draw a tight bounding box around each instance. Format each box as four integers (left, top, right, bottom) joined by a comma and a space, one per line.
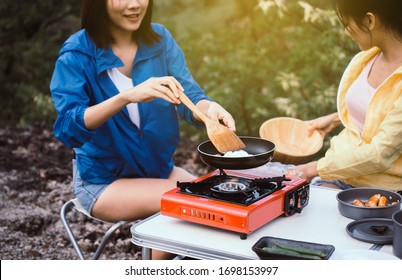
158, 25, 236, 131
306, 112, 341, 137
84, 76, 182, 130
318, 95, 402, 179
195, 100, 236, 131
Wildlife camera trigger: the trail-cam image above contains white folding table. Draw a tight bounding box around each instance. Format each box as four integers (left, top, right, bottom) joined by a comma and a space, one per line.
131, 186, 396, 260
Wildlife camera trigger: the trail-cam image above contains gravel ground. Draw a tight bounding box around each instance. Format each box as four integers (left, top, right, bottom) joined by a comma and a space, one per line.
0, 123, 210, 260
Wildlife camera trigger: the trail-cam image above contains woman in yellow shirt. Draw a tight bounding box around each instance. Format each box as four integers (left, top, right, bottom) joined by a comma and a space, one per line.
297, 0, 402, 191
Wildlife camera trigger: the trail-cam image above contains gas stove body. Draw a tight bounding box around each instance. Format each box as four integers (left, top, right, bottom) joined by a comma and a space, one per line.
161, 169, 309, 239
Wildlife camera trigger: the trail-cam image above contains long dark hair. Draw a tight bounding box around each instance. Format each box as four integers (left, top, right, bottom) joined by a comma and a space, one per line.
81, 0, 161, 49
334, 0, 402, 40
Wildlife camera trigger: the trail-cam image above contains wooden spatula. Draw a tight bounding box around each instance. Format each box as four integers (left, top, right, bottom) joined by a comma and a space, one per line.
178, 91, 246, 154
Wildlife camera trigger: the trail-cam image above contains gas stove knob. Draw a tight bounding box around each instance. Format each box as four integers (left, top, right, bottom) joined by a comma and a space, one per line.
299, 189, 309, 206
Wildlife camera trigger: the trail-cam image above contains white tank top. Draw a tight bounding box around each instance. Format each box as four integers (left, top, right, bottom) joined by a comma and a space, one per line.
107, 68, 140, 128
345, 54, 379, 132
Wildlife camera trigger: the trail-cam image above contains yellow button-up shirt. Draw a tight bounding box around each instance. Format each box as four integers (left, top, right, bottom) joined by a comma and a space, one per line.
318, 47, 402, 191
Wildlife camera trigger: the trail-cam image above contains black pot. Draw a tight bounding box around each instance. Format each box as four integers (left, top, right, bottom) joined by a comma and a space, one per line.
197, 136, 275, 170
392, 210, 402, 259
337, 188, 402, 220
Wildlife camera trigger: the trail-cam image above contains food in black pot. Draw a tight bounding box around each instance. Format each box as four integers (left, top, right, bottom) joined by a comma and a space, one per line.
337, 188, 402, 220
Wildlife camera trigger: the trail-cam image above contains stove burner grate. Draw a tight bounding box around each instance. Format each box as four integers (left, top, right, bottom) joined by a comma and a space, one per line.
217, 182, 247, 192
177, 175, 285, 206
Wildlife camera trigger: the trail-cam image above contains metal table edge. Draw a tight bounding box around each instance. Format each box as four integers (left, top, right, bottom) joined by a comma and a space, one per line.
130, 213, 255, 260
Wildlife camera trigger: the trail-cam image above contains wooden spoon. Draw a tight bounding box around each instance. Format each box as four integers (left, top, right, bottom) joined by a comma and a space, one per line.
178, 91, 246, 154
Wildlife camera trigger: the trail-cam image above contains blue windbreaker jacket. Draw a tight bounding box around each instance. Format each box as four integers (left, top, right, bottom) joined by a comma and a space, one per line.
50, 24, 210, 184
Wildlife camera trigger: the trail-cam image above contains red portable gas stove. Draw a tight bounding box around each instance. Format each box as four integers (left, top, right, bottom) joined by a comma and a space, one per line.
161, 137, 309, 239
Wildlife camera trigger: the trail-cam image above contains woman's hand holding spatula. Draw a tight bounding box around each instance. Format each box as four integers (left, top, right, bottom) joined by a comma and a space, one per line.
162, 83, 245, 153
177, 89, 246, 154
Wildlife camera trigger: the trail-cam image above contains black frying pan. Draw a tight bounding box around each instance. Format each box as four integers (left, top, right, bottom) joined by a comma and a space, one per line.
197, 136, 275, 170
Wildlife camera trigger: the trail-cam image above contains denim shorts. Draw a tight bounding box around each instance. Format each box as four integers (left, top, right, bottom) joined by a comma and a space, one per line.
72, 160, 110, 215
311, 177, 354, 190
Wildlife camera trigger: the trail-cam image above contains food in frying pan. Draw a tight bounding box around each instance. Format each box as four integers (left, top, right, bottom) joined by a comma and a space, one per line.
352, 194, 397, 207
366, 194, 381, 206
353, 199, 365, 207
378, 196, 389, 206
221, 150, 252, 158
365, 200, 378, 207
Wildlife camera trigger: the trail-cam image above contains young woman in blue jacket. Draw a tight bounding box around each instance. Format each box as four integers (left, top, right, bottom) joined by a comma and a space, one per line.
50, 0, 237, 258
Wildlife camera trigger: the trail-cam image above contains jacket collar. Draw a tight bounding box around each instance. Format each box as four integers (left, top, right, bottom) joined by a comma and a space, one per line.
353, 47, 402, 75
60, 29, 164, 75
134, 37, 164, 65
96, 47, 124, 75
96, 37, 164, 75
337, 46, 402, 137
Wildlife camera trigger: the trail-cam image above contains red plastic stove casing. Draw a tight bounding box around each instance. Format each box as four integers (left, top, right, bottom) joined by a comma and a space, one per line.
161, 169, 309, 238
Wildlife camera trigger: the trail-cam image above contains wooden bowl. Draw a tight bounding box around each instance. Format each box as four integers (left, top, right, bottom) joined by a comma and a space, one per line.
259, 117, 324, 164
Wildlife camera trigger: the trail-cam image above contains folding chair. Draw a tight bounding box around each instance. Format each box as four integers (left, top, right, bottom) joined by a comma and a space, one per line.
60, 198, 128, 260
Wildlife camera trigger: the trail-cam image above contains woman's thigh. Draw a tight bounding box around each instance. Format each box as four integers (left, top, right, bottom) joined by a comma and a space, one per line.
92, 166, 196, 222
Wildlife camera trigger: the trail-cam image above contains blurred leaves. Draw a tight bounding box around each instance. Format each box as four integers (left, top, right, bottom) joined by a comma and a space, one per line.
160, 0, 357, 139
0, 0, 81, 124
1, 0, 358, 155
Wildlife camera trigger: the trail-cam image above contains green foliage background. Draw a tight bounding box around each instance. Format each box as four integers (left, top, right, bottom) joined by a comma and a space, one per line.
1, 0, 358, 148
0, 0, 81, 124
